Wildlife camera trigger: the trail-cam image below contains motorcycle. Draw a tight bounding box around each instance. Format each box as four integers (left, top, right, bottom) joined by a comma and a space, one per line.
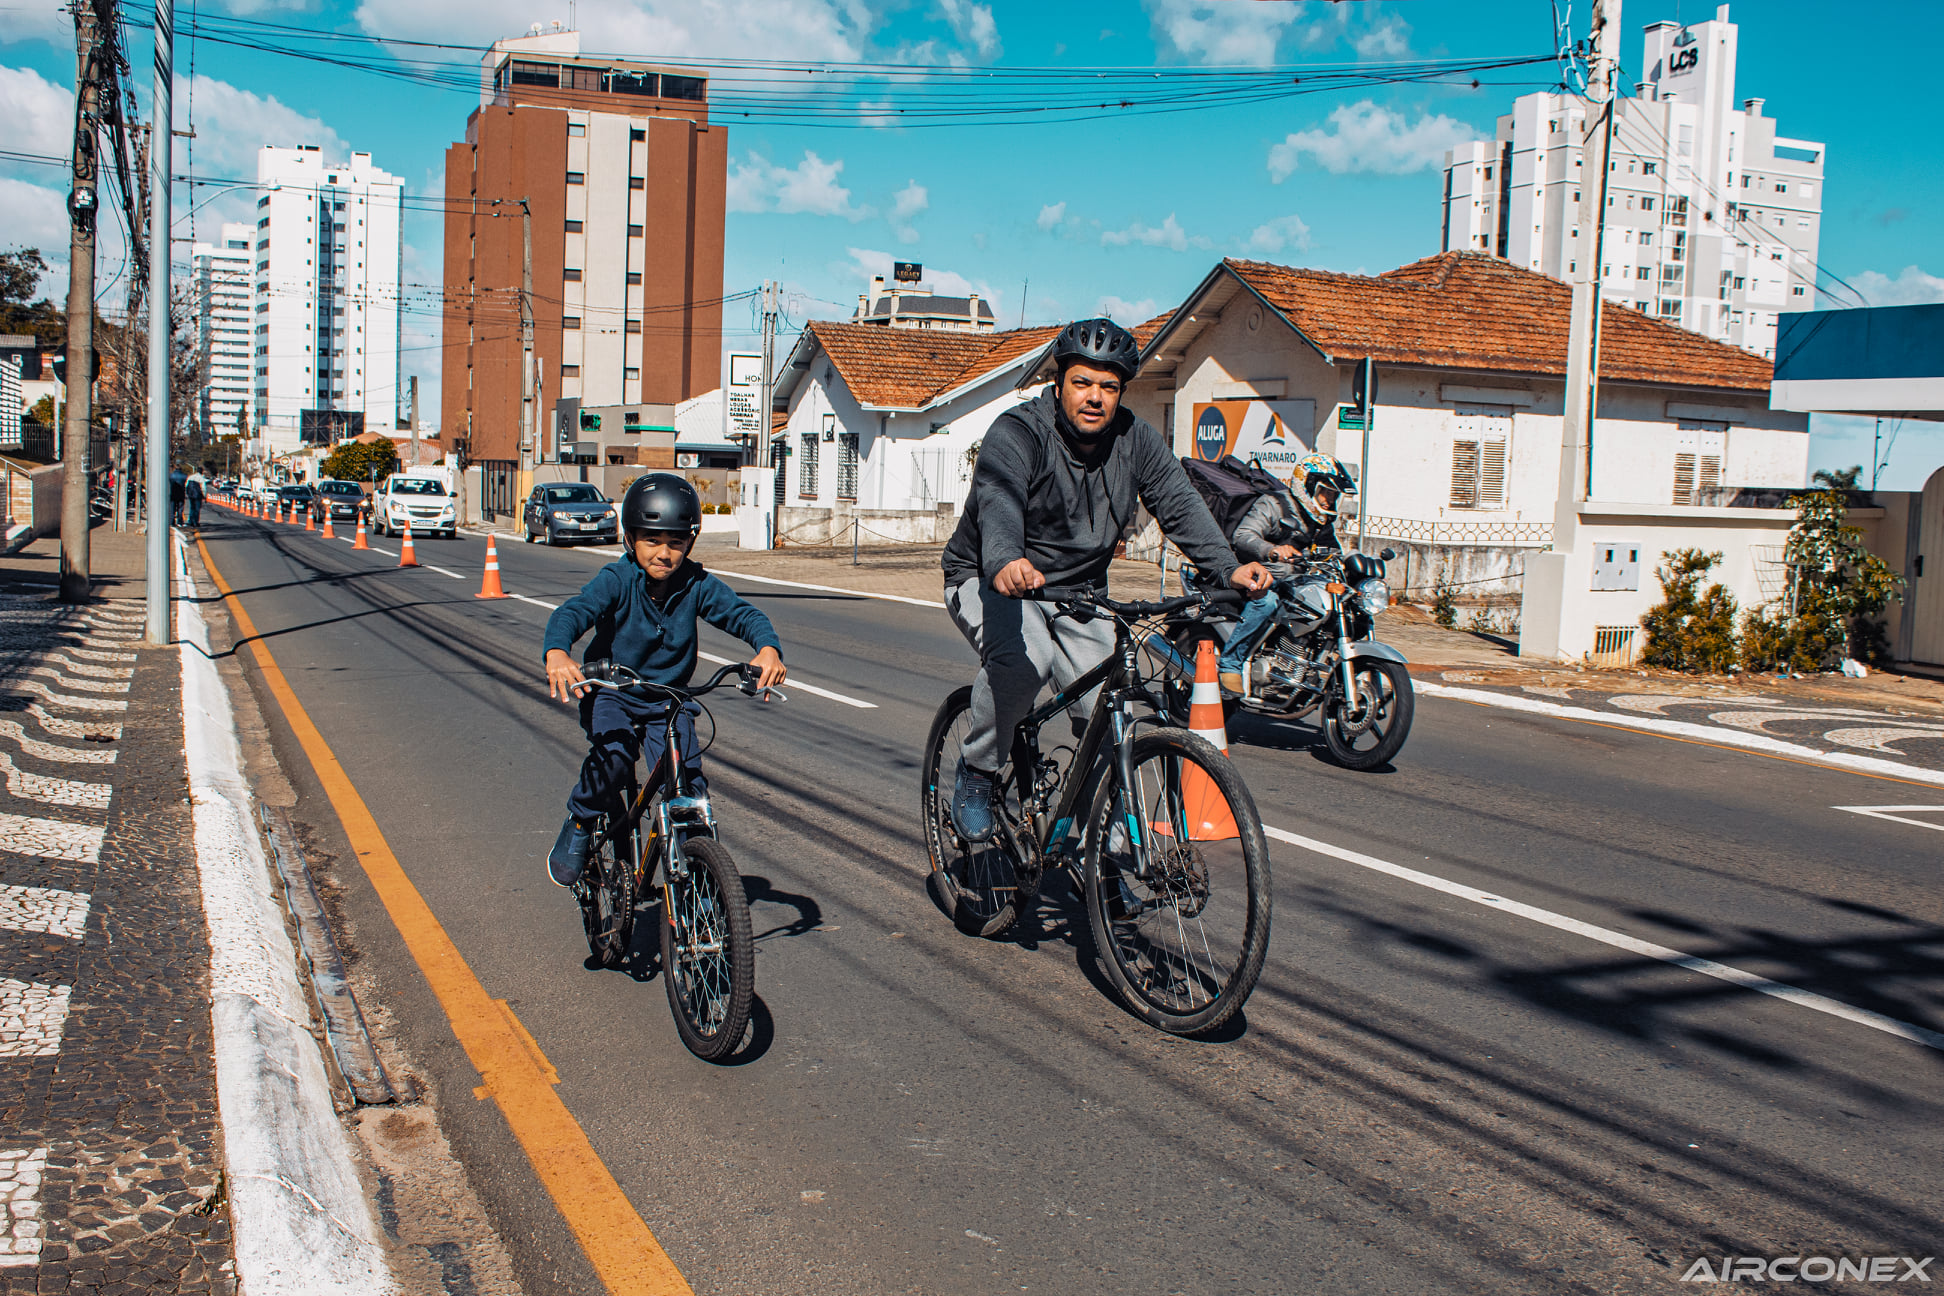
1155, 548, 1415, 771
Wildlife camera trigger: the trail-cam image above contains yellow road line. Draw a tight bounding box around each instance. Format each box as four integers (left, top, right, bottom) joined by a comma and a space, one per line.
195, 535, 692, 1295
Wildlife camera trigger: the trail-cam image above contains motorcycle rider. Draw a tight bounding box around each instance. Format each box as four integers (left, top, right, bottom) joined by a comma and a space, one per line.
941, 317, 1271, 843
1216, 452, 1358, 696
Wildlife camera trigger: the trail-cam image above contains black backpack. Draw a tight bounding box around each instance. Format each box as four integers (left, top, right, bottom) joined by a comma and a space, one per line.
1180, 454, 1284, 541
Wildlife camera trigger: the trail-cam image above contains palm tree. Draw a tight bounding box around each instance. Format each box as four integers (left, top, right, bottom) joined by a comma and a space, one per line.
1811, 465, 1862, 491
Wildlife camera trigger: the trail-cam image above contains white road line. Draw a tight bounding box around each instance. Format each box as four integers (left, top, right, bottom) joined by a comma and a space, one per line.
709, 568, 947, 610
1834, 805, 1944, 833
1416, 681, 1944, 787
0, 720, 116, 764
1264, 823, 1944, 1054
423, 565, 464, 580
0, 813, 104, 863
371, 548, 398, 558
0, 978, 73, 1058
509, 594, 559, 611
0, 752, 112, 810
0, 884, 91, 939
0, 1148, 47, 1267
693, 651, 877, 709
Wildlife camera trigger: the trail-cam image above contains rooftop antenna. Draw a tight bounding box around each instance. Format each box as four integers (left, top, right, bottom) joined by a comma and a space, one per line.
1018, 278, 1027, 328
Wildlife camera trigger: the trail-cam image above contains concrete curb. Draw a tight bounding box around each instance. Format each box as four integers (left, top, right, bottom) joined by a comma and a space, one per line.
1417, 680, 1944, 787
172, 532, 396, 1295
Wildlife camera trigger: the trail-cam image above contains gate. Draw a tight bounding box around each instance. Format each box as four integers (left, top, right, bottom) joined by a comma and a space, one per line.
1910, 465, 1944, 667
478, 460, 517, 521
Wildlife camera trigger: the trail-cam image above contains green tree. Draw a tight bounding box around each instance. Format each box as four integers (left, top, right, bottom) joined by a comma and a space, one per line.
1811, 465, 1862, 491
1640, 548, 1740, 673
28, 395, 56, 426
1742, 487, 1904, 670
0, 248, 65, 347
319, 439, 399, 483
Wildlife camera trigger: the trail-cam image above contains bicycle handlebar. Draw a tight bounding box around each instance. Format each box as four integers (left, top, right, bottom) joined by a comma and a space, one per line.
575, 659, 782, 702
1027, 586, 1245, 618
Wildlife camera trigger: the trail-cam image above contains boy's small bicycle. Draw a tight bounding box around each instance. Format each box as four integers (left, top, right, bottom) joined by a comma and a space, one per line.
571, 659, 777, 1061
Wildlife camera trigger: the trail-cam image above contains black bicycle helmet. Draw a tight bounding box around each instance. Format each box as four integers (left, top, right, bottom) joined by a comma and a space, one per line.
621, 473, 702, 535
1050, 317, 1141, 381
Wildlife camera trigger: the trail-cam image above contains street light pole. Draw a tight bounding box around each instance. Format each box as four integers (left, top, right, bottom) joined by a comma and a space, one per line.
144, 0, 174, 645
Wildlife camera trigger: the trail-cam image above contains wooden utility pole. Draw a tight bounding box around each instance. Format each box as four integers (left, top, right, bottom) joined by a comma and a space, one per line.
114, 123, 149, 534
144, 0, 174, 644
59, 0, 103, 603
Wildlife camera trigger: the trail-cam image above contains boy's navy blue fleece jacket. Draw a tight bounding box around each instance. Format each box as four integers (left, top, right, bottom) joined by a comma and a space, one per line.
542, 557, 781, 686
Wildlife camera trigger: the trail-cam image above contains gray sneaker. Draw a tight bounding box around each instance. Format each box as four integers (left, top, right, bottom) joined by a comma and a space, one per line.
950, 760, 999, 843
548, 817, 593, 888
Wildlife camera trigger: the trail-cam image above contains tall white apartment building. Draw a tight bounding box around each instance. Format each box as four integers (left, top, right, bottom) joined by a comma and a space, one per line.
252, 145, 404, 452
1440, 4, 1824, 358
192, 221, 253, 440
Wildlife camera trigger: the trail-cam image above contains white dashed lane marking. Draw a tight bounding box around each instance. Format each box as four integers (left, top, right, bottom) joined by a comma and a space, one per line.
0, 885, 91, 939
0, 979, 73, 1059
0, 814, 106, 864
1835, 805, 1944, 833
0, 1148, 47, 1267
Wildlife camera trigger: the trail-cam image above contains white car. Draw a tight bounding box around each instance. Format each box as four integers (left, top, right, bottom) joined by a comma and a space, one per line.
370, 473, 457, 539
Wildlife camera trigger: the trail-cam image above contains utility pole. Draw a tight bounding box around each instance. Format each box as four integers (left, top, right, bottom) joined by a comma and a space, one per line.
517, 198, 533, 478
144, 0, 174, 644
115, 122, 149, 535
408, 374, 418, 468
59, 0, 102, 603
757, 279, 778, 548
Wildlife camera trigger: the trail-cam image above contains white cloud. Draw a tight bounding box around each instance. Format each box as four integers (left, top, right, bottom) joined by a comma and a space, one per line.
1095, 295, 1157, 323
1143, 0, 1299, 67
1100, 213, 1208, 252
937, 0, 1001, 59
889, 180, 928, 244
0, 178, 69, 290
728, 151, 871, 220
1846, 266, 1944, 307
1268, 100, 1476, 179
0, 1, 73, 47
352, 0, 869, 63
1245, 214, 1311, 257
1353, 17, 1411, 59
1036, 201, 1067, 232
0, 65, 69, 164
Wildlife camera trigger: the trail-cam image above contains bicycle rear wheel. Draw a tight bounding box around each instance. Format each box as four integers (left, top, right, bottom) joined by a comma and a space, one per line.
578, 812, 637, 970
920, 685, 1027, 938
660, 837, 754, 1061
1082, 728, 1272, 1036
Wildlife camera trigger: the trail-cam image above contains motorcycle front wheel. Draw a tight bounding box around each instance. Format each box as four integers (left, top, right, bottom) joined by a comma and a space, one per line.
1322, 659, 1414, 770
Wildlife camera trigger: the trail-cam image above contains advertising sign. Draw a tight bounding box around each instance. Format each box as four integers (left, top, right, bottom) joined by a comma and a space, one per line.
1189, 400, 1316, 470
726, 353, 763, 441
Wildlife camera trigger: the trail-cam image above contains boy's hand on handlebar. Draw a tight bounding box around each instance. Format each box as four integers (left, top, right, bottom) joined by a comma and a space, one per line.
749, 646, 787, 690
545, 648, 585, 703
993, 557, 1045, 597
1229, 562, 1273, 595
1272, 544, 1300, 562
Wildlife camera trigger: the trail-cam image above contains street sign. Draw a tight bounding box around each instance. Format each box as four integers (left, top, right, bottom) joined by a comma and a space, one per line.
726, 352, 763, 442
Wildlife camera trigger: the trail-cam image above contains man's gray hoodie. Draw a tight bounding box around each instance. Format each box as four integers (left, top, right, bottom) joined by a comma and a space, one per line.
942, 388, 1239, 591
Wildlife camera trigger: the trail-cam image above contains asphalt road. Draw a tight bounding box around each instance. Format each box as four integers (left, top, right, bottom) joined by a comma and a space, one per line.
192, 508, 1944, 1296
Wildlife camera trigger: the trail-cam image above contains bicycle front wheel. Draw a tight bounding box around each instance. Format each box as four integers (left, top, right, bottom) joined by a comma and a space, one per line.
920, 685, 1026, 938
1082, 729, 1272, 1036
660, 838, 754, 1061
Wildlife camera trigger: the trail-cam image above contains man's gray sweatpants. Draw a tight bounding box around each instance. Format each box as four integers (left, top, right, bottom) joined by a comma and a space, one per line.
945, 577, 1117, 772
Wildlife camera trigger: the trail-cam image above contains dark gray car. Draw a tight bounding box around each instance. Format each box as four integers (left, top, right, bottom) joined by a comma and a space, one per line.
524, 483, 619, 546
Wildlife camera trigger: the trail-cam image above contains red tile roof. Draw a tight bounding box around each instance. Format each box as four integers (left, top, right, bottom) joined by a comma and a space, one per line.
1219, 252, 1772, 392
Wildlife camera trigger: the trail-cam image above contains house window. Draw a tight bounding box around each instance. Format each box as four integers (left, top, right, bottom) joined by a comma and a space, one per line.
836, 433, 860, 500
563, 316, 581, 330
1637, 266, 1651, 280
565, 220, 583, 233
1672, 423, 1726, 505
799, 434, 819, 496
566, 171, 585, 185
629, 176, 644, 190
1774, 182, 1787, 194
1448, 406, 1511, 510
1643, 162, 1657, 176
568, 123, 586, 137
627, 272, 642, 285
561, 364, 580, 377
624, 367, 640, 380
625, 320, 641, 334
1792, 285, 1806, 296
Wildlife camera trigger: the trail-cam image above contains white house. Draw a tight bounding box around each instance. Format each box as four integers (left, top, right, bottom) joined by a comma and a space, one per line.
1127, 252, 1811, 659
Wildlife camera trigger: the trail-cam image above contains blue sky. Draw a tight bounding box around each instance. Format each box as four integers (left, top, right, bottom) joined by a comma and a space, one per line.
2, 0, 1938, 486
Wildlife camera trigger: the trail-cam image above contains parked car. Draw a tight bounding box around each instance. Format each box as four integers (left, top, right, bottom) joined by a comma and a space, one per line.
310, 479, 367, 526
276, 484, 315, 519
523, 483, 619, 546
370, 472, 458, 539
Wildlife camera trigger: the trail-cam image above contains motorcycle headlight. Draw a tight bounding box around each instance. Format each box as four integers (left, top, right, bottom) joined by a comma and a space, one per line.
1357, 577, 1390, 614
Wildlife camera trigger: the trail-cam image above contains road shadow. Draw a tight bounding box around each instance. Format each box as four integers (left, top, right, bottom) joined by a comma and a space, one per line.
744, 874, 823, 940
717, 994, 775, 1066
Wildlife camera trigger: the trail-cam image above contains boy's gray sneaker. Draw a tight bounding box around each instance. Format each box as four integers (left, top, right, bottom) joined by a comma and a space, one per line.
950, 760, 999, 843
548, 817, 592, 888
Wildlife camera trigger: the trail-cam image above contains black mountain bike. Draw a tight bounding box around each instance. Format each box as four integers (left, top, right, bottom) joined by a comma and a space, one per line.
921, 587, 1273, 1036
573, 659, 778, 1061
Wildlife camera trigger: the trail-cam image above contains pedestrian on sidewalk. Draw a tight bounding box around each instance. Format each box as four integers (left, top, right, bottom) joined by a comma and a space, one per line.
185, 470, 206, 529
169, 467, 187, 525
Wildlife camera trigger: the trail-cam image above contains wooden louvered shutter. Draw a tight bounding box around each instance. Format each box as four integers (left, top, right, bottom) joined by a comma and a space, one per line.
1479, 436, 1509, 508
1672, 453, 1697, 505
1450, 440, 1480, 507
1697, 454, 1721, 501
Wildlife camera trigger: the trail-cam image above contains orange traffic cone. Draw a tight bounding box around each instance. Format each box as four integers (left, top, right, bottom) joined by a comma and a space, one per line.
1156, 639, 1240, 842
304, 507, 314, 532
474, 534, 508, 599
397, 522, 419, 568
351, 515, 369, 550
321, 513, 335, 539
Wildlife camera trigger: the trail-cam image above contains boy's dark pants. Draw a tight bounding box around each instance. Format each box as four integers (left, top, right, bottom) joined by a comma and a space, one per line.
567, 688, 705, 823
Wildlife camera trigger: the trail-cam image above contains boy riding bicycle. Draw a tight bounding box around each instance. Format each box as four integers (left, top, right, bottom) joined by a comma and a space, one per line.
541, 473, 786, 888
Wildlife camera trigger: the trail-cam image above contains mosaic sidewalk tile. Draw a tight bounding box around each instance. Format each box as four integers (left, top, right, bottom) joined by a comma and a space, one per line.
0, 813, 105, 864
0, 885, 90, 939
0, 979, 71, 1058
0, 753, 112, 811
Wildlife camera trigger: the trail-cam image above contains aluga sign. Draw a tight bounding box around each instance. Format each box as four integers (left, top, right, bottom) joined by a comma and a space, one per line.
1680, 1255, 1933, 1283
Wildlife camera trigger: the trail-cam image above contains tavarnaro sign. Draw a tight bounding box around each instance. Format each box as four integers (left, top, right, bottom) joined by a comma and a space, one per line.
1190, 400, 1316, 469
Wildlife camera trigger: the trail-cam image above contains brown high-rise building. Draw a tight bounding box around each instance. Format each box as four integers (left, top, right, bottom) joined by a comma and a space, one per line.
442, 28, 725, 472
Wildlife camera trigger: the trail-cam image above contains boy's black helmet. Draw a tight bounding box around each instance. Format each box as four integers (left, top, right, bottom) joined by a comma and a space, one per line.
621, 473, 702, 535
1051, 318, 1141, 381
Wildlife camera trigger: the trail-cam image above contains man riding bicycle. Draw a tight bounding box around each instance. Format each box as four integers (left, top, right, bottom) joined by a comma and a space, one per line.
1215, 451, 1357, 696
940, 317, 1270, 843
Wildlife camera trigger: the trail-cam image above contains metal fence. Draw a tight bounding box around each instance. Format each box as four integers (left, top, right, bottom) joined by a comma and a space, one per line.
477, 460, 518, 520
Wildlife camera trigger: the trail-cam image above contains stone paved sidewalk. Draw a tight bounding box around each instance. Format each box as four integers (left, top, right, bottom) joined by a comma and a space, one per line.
0, 594, 235, 1294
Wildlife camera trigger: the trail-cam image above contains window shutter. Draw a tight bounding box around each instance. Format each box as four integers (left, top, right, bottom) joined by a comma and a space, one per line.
1672, 452, 1696, 504
1479, 437, 1508, 508
1697, 454, 1721, 501
1450, 440, 1480, 507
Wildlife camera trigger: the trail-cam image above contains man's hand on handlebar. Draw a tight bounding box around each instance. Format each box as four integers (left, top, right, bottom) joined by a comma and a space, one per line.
1272, 544, 1301, 562
994, 557, 1045, 597
545, 648, 585, 703
1229, 562, 1273, 595
748, 645, 787, 690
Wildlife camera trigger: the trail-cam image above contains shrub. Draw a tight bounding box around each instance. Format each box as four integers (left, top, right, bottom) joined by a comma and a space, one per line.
1430, 579, 1458, 629
1640, 548, 1739, 673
